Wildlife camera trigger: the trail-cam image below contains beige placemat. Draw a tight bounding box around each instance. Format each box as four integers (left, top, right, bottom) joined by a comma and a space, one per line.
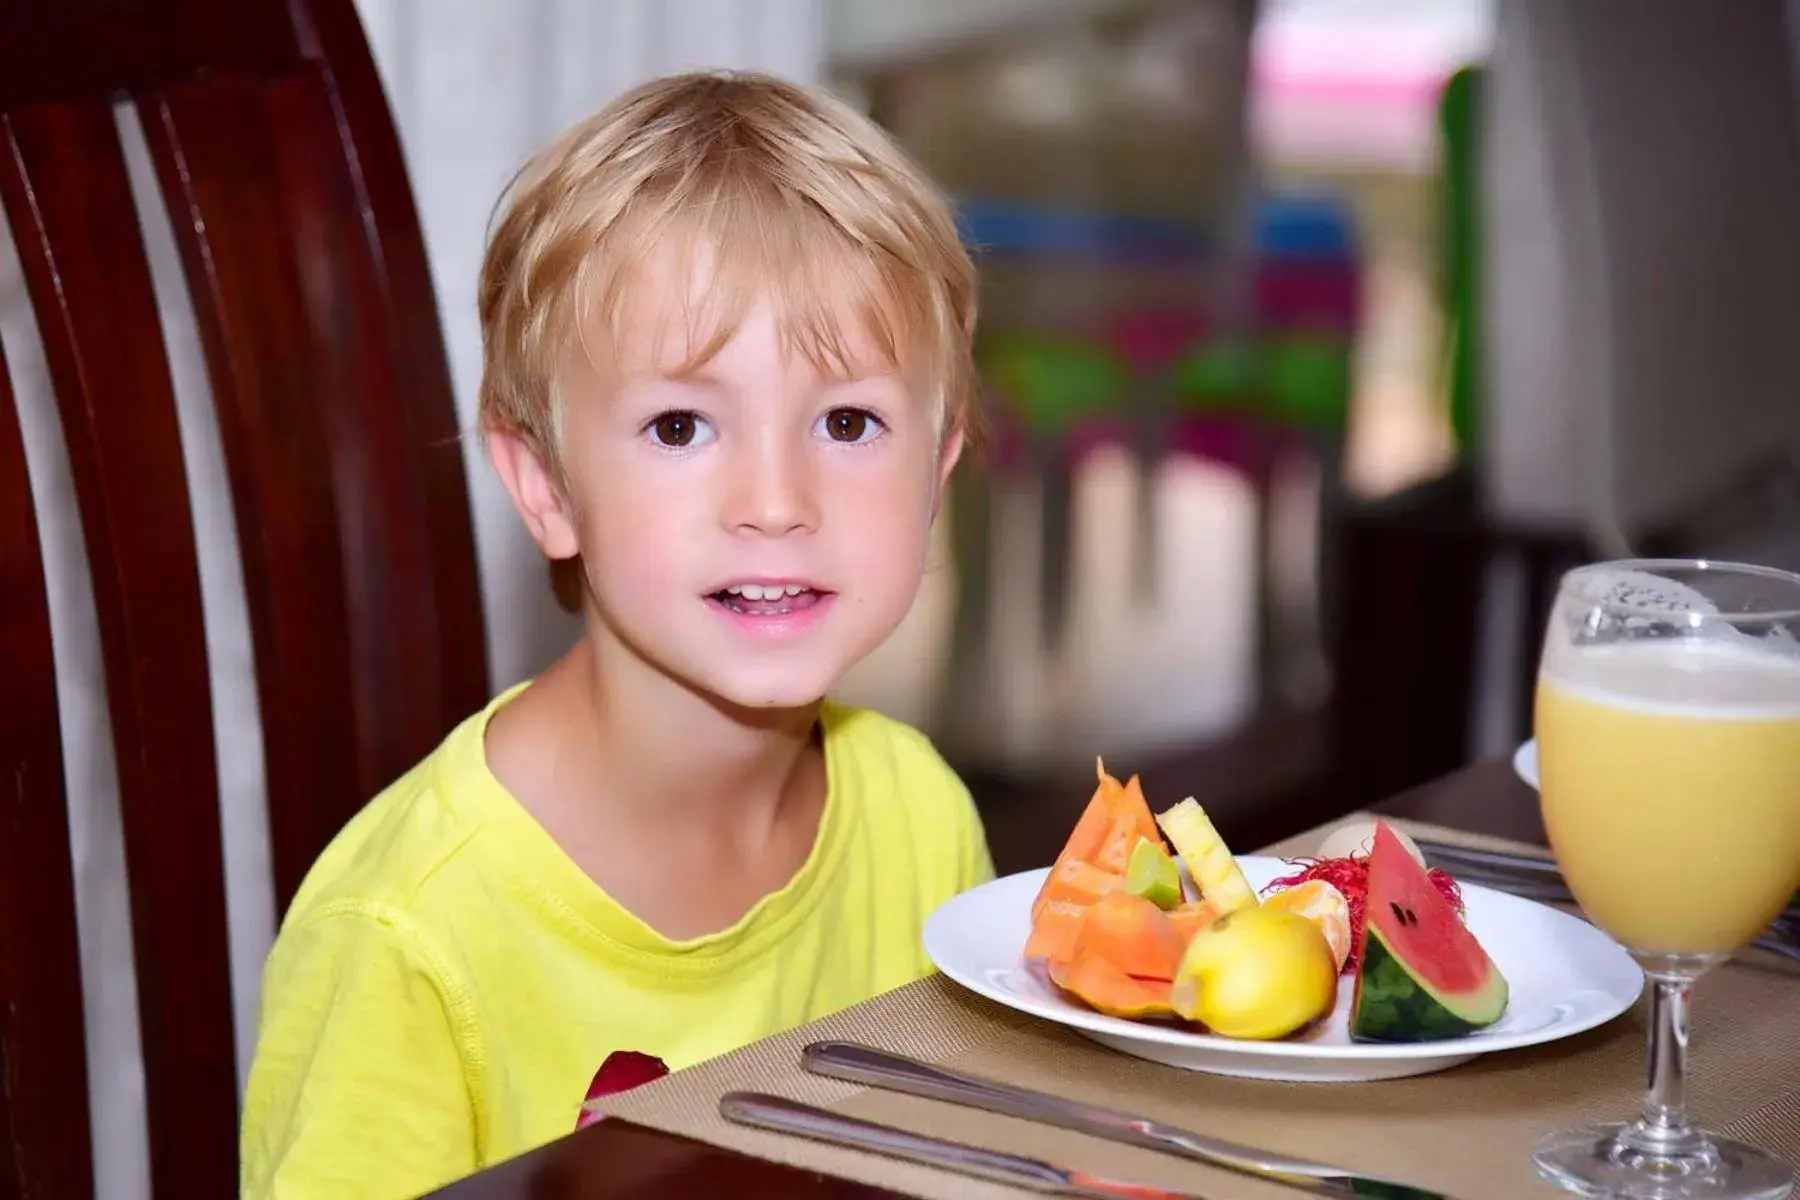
600, 814, 1800, 1198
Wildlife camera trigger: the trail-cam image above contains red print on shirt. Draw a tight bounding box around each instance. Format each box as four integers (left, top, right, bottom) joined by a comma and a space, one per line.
575, 1050, 670, 1129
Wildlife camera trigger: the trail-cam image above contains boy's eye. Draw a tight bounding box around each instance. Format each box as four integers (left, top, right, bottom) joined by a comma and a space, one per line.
816, 407, 884, 445
645, 410, 713, 448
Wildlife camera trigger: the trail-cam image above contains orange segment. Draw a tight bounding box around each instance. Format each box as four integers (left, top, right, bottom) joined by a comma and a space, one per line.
1262, 879, 1353, 972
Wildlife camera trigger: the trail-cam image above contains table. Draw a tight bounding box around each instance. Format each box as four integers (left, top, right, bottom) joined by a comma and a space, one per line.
434, 758, 1542, 1198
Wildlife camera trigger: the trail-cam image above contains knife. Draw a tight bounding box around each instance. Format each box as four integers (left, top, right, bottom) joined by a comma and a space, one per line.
1415, 839, 1800, 925
1412, 857, 1800, 965
802, 1041, 1454, 1200
720, 1090, 1211, 1199
1408, 840, 1561, 879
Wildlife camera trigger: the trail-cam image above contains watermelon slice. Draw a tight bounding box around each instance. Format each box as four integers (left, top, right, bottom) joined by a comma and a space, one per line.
1350, 823, 1508, 1042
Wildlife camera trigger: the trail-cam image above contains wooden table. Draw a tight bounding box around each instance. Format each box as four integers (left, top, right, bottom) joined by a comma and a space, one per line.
435, 758, 1540, 1199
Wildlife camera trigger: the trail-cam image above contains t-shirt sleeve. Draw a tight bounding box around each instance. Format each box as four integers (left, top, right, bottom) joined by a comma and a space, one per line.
887, 720, 995, 896
240, 906, 479, 1200
951, 772, 998, 892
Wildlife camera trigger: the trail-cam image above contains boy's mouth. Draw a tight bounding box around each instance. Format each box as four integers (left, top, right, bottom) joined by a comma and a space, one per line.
707, 582, 830, 618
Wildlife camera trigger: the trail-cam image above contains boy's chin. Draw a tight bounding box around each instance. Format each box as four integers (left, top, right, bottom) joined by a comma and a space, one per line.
677, 651, 851, 716
698, 671, 836, 715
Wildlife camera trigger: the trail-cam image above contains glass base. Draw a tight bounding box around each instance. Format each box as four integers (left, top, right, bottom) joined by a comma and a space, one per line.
1535, 1123, 1795, 1199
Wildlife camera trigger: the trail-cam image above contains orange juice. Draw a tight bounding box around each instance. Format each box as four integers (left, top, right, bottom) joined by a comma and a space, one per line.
1536, 639, 1800, 955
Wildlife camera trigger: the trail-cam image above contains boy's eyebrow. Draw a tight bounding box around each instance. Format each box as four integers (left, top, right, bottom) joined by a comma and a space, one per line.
626, 361, 727, 387
658, 364, 723, 384
646, 359, 903, 387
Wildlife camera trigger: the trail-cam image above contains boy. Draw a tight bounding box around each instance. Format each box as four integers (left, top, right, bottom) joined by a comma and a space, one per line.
239, 69, 994, 1199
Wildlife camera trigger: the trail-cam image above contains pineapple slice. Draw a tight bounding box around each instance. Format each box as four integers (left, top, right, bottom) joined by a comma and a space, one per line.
1156, 798, 1258, 915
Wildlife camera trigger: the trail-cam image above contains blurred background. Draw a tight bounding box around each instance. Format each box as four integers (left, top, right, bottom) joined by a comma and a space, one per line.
345, 0, 1800, 870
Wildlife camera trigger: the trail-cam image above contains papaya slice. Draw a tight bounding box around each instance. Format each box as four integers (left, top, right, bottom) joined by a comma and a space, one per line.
1072, 891, 1187, 982
1023, 899, 1087, 968
1035, 858, 1127, 913
1116, 772, 1162, 841
1067, 760, 1128, 862
1167, 900, 1223, 942
1030, 759, 1129, 919
1091, 771, 1163, 874
1049, 952, 1175, 1019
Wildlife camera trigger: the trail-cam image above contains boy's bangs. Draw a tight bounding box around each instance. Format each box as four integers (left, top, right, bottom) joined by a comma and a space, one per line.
577, 174, 935, 398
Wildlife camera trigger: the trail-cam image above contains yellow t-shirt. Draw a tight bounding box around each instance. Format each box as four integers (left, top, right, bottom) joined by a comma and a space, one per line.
239, 686, 994, 1199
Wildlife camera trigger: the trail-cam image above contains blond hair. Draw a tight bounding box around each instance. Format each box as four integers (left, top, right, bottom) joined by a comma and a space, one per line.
477, 69, 981, 479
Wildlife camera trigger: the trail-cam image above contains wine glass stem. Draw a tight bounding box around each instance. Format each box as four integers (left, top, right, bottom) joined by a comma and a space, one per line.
1624, 974, 1706, 1159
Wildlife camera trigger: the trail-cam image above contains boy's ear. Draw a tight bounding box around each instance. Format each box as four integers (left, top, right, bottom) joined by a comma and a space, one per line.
931, 419, 966, 521
487, 426, 581, 561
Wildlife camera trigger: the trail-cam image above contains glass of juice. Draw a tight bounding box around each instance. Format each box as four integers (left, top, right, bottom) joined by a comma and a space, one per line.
1532, 559, 1800, 1199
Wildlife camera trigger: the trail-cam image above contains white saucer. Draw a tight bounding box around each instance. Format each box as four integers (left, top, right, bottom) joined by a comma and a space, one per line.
1514, 738, 1539, 789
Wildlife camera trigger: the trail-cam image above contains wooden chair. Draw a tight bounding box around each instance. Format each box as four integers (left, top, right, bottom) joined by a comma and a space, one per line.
0, 0, 490, 1194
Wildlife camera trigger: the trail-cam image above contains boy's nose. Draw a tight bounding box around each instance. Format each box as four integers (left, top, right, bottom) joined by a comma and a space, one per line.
722, 435, 819, 537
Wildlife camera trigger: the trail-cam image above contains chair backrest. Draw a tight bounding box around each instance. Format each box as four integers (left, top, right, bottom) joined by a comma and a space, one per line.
0, 0, 490, 1194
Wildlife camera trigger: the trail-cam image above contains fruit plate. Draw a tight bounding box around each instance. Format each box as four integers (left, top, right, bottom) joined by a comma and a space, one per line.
923, 855, 1641, 1083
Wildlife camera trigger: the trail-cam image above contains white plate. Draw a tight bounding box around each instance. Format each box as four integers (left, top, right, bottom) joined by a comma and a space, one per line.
1514, 738, 1540, 789
924, 856, 1641, 1083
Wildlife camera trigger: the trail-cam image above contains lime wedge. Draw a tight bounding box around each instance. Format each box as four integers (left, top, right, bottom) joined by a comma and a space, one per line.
1125, 836, 1182, 911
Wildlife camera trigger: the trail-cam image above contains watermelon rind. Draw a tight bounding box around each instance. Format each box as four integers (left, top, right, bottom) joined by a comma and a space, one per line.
1350, 917, 1509, 1042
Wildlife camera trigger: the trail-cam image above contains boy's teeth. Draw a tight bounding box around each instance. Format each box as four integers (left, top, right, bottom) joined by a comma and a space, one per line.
726, 583, 806, 601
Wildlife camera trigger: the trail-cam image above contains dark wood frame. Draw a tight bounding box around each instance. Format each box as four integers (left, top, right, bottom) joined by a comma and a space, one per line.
0, 1, 489, 1194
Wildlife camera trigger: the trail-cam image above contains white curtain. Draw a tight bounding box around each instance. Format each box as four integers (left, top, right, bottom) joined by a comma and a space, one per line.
0, 4, 822, 1196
